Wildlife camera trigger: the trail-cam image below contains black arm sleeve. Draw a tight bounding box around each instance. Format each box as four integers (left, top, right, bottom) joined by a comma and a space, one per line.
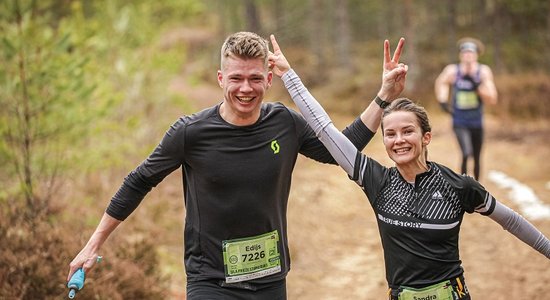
106, 118, 185, 220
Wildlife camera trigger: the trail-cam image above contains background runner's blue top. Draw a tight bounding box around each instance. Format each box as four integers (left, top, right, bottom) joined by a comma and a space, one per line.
452, 64, 483, 128
106, 101, 373, 284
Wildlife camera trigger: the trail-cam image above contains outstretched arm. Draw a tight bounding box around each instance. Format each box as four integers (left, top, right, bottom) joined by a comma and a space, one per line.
270, 35, 407, 179
487, 200, 550, 259
270, 35, 407, 133
67, 213, 121, 281
269, 34, 356, 176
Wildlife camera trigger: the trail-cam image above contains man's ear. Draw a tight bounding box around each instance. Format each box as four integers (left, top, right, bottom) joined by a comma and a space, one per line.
217, 70, 223, 88
266, 71, 273, 88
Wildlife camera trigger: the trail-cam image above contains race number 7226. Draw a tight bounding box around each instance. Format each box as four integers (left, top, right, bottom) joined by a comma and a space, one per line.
242, 250, 265, 262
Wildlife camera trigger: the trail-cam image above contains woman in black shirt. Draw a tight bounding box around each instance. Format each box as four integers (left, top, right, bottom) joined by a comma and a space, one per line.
269, 35, 550, 300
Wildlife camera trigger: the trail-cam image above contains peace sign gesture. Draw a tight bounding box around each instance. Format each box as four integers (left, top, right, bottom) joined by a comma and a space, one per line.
268, 34, 291, 77
378, 38, 408, 101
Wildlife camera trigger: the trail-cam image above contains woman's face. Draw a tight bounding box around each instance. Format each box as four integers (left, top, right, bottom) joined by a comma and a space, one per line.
382, 111, 431, 167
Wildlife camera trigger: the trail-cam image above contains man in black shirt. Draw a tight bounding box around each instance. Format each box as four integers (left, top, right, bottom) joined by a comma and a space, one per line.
66, 31, 404, 299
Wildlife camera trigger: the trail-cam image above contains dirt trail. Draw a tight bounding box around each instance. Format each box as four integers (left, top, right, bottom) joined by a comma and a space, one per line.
168, 76, 550, 299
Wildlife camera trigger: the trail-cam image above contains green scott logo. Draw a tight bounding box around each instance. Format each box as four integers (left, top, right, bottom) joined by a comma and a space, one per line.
271, 140, 280, 154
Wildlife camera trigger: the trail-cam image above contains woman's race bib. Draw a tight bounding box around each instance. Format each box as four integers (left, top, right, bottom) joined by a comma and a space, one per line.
398, 280, 455, 300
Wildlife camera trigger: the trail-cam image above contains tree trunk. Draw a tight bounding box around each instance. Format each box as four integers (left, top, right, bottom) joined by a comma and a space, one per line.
309, 0, 325, 78
334, 0, 352, 72
272, 0, 283, 34
14, 3, 35, 210
244, 0, 261, 34
447, 0, 457, 62
402, 0, 419, 92
492, 0, 504, 73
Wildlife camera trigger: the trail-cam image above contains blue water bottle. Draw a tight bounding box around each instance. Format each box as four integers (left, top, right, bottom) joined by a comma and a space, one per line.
67, 268, 85, 299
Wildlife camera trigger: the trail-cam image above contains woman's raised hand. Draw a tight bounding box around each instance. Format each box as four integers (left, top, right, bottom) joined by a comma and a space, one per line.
268, 34, 291, 77
379, 38, 408, 101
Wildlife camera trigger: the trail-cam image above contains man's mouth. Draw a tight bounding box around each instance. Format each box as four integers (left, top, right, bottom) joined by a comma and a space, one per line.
237, 96, 254, 103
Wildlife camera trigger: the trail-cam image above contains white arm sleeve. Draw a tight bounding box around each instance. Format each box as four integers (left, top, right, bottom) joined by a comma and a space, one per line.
282, 69, 359, 178
488, 200, 550, 259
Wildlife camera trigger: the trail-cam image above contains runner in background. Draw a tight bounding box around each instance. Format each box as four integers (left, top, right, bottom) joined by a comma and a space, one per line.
269, 34, 550, 300
434, 37, 497, 180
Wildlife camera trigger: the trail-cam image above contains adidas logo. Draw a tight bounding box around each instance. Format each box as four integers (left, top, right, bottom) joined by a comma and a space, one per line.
432, 190, 443, 200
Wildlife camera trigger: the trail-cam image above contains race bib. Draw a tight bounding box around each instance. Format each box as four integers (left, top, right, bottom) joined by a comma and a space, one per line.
222, 230, 281, 283
455, 91, 479, 110
398, 280, 454, 300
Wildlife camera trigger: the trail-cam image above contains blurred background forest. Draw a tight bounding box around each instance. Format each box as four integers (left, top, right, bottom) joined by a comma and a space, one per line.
1, 0, 549, 299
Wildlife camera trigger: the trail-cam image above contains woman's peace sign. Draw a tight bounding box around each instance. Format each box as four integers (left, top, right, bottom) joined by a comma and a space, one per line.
379, 38, 408, 101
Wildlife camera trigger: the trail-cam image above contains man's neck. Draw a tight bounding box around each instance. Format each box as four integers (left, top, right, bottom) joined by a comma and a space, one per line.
219, 102, 261, 126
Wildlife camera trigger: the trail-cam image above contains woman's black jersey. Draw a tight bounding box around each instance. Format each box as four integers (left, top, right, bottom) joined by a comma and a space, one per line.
355, 157, 494, 288
283, 68, 550, 290
106, 102, 373, 284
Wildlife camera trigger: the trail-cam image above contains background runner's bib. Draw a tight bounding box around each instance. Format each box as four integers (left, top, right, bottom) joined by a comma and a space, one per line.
455, 91, 479, 110
222, 230, 281, 283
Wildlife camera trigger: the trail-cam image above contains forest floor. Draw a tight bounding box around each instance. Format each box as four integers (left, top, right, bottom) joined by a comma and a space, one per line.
151, 71, 550, 299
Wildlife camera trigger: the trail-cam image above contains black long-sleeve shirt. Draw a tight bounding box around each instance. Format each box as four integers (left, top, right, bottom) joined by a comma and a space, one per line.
106, 101, 374, 283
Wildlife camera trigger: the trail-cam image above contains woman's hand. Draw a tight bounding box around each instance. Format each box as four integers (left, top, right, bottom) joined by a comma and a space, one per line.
378, 38, 408, 101
268, 34, 291, 77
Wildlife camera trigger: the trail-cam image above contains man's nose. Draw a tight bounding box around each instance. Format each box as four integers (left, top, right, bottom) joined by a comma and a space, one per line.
240, 80, 253, 92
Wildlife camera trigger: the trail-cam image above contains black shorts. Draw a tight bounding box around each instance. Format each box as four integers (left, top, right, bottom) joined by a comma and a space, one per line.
187, 279, 286, 300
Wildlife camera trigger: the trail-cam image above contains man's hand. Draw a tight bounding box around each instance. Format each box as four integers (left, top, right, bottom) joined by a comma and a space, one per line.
378, 38, 408, 101
66, 213, 120, 282
67, 248, 100, 282
268, 34, 291, 77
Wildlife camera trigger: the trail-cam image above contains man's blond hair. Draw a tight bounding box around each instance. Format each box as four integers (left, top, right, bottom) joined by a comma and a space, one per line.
220, 32, 269, 69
